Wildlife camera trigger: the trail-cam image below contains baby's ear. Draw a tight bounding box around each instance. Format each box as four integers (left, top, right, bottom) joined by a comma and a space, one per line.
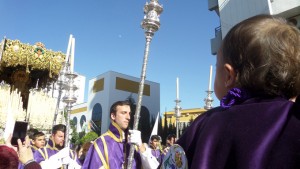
224, 63, 237, 88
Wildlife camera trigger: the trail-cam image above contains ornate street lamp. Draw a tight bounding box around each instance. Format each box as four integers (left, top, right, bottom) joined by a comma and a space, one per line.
62, 71, 78, 147
52, 61, 68, 126
127, 0, 163, 168
204, 90, 214, 110
53, 35, 73, 126
174, 77, 181, 140
204, 65, 214, 110
174, 97, 181, 140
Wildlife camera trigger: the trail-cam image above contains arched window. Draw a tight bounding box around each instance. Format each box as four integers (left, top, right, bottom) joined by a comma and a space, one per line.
80, 115, 86, 128
92, 103, 102, 123
72, 117, 77, 126
91, 103, 102, 134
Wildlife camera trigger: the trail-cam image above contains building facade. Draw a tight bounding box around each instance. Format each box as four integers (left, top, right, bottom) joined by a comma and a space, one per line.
71, 71, 160, 139
162, 108, 207, 137
70, 103, 87, 133
209, 0, 300, 55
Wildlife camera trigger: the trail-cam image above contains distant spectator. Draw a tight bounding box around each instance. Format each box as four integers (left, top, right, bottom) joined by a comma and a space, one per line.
75, 144, 82, 158
165, 134, 176, 147
149, 135, 164, 168
77, 142, 92, 165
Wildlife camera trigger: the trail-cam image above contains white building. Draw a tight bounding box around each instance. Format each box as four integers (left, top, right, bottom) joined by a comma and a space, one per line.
70, 71, 160, 137
209, 0, 300, 55
70, 102, 87, 132
73, 73, 86, 104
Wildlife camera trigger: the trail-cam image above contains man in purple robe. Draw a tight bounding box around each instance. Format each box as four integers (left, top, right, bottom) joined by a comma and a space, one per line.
83, 100, 160, 169
33, 124, 80, 168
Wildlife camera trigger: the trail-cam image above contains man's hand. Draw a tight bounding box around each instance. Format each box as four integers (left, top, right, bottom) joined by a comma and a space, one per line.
128, 130, 142, 146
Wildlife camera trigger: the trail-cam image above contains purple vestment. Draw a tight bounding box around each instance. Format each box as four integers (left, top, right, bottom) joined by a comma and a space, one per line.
31, 145, 38, 154
150, 148, 163, 168
82, 122, 141, 169
177, 96, 300, 169
33, 138, 75, 164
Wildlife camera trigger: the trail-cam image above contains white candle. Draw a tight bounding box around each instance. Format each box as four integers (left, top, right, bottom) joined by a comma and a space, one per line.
176, 77, 179, 99
65, 34, 73, 63
208, 65, 213, 91
70, 37, 75, 73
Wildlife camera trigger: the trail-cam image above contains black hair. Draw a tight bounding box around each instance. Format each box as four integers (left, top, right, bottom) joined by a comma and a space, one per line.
52, 124, 66, 134
27, 128, 39, 140
167, 134, 176, 140
32, 131, 45, 140
109, 100, 131, 117
151, 135, 161, 141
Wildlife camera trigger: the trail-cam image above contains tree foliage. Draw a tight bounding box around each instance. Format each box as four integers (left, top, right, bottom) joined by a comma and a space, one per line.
80, 131, 98, 144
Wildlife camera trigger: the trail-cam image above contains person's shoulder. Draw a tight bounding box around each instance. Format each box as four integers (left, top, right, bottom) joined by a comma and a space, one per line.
192, 106, 223, 124
204, 106, 224, 116
225, 96, 291, 113
92, 137, 102, 146
34, 147, 46, 155
33, 148, 47, 163
44, 146, 58, 154
207, 97, 293, 122
92, 133, 109, 146
187, 106, 237, 133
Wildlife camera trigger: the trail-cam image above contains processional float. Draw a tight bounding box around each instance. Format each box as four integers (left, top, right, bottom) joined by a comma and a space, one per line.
0, 36, 77, 143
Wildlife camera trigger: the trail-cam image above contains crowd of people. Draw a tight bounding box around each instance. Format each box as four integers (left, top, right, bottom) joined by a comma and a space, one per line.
0, 100, 172, 169
0, 14, 300, 169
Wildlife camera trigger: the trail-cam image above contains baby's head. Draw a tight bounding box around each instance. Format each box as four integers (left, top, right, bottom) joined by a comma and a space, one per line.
215, 14, 300, 100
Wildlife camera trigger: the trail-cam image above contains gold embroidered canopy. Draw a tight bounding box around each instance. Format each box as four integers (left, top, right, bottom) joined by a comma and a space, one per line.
0, 38, 66, 108
1, 39, 65, 77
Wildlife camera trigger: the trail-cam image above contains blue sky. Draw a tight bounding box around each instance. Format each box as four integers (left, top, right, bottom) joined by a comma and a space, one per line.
0, 0, 219, 114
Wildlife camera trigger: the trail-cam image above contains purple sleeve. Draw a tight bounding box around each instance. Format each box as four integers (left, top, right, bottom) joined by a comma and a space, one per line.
82, 139, 103, 169
33, 149, 45, 164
